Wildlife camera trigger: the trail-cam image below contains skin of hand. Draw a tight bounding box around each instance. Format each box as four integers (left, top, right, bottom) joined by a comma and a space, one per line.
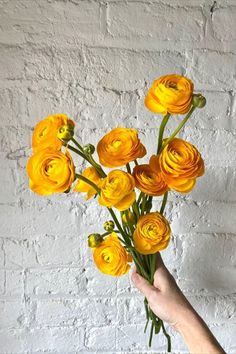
131, 253, 226, 354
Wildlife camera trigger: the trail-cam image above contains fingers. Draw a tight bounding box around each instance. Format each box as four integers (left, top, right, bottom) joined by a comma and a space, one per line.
156, 252, 165, 269
131, 269, 157, 301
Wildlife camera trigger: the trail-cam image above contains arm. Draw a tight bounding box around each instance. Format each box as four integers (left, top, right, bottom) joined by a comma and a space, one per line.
131, 253, 226, 354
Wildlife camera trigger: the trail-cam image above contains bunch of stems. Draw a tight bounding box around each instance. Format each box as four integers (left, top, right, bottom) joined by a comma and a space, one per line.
67, 105, 196, 352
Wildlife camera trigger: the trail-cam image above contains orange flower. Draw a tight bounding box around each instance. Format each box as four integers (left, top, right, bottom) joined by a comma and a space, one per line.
74, 167, 102, 199
93, 232, 132, 276
133, 212, 171, 255
32, 113, 75, 153
26, 148, 75, 196
133, 164, 168, 196
97, 127, 146, 167
98, 170, 136, 211
150, 138, 204, 193
145, 74, 193, 115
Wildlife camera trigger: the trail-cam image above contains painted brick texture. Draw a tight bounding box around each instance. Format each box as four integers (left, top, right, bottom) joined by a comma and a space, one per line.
0, 0, 236, 353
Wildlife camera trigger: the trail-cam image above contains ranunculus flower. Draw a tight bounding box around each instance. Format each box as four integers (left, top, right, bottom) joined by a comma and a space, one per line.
32, 114, 75, 153
150, 138, 204, 193
133, 164, 168, 196
133, 212, 171, 255
26, 148, 75, 196
93, 232, 132, 276
98, 170, 136, 211
97, 127, 146, 167
74, 167, 102, 199
145, 74, 193, 115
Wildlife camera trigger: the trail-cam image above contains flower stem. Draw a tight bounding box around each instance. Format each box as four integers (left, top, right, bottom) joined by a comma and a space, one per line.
126, 163, 131, 174
71, 137, 84, 152
161, 106, 196, 151
160, 191, 168, 215
157, 113, 170, 154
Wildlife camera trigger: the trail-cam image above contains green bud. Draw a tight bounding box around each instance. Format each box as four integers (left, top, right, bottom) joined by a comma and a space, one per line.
88, 233, 103, 248
83, 144, 95, 155
57, 124, 74, 143
103, 220, 115, 232
192, 94, 206, 109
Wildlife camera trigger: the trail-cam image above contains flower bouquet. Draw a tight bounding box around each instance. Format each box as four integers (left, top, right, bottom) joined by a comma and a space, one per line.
26, 74, 206, 351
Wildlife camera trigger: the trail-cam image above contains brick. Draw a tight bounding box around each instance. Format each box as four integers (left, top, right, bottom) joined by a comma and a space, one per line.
171, 200, 236, 234
35, 297, 117, 327
177, 233, 236, 295
5, 270, 24, 297
26, 268, 87, 296
4, 239, 38, 269
108, 3, 204, 42
0, 270, 5, 295
0, 300, 25, 329
213, 7, 236, 41
26, 327, 85, 352
188, 50, 236, 90
0, 329, 26, 353
86, 326, 116, 350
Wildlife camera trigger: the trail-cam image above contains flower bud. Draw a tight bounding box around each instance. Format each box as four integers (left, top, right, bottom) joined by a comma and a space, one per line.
103, 220, 115, 232
122, 210, 136, 225
83, 144, 95, 155
192, 94, 206, 109
88, 233, 104, 248
57, 124, 74, 143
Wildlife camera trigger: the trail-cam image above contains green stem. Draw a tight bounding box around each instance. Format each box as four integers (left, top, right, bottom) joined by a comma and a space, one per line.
67, 144, 90, 162
75, 173, 100, 194
134, 159, 139, 166
88, 154, 107, 178
107, 208, 130, 244
157, 113, 170, 154
71, 137, 84, 152
101, 230, 120, 237
126, 163, 131, 174
148, 322, 154, 347
161, 106, 196, 151
161, 321, 172, 352
160, 191, 168, 215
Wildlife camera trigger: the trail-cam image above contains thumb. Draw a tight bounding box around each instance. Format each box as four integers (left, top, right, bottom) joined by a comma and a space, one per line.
131, 270, 157, 301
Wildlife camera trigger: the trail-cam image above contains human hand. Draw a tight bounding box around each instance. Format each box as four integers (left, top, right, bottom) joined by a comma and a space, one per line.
131, 252, 193, 330
131, 253, 226, 354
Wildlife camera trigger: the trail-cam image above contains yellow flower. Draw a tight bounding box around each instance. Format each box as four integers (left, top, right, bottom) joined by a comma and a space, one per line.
133, 164, 168, 196
74, 167, 102, 199
150, 138, 204, 193
32, 113, 75, 153
97, 127, 146, 167
93, 232, 132, 276
26, 148, 75, 196
133, 212, 171, 255
98, 170, 136, 211
145, 74, 194, 115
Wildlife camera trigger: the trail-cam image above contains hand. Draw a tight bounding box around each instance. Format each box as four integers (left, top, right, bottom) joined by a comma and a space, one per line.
131, 252, 193, 330
131, 252, 226, 354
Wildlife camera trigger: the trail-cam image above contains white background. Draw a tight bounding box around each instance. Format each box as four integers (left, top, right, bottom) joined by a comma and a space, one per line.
0, 0, 236, 353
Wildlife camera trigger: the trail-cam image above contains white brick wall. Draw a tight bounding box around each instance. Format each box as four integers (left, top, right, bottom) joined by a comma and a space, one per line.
0, 0, 236, 352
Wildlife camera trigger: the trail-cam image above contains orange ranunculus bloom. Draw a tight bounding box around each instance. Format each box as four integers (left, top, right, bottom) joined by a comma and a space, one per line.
150, 138, 204, 193
32, 113, 75, 153
133, 212, 171, 255
74, 167, 102, 199
26, 148, 75, 196
133, 164, 168, 196
145, 74, 194, 115
93, 232, 132, 276
97, 127, 146, 167
98, 170, 136, 211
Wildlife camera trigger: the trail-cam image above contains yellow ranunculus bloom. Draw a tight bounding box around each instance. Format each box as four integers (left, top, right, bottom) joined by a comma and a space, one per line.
32, 113, 75, 153
74, 167, 102, 199
133, 164, 168, 196
97, 127, 146, 167
26, 148, 75, 196
145, 74, 193, 115
98, 170, 136, 211
93, 232, 132, 276
133, 212, 171, 255
150, 138, 204, 193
